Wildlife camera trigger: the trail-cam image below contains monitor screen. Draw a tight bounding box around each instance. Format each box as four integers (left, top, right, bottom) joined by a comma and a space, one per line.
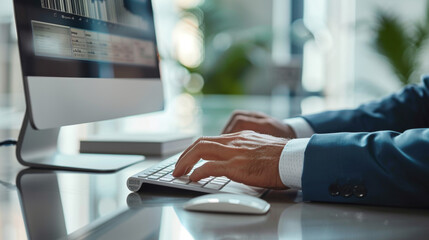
13, 0, 164, 171
13, 0, 164, 130
15, 0, 160, 79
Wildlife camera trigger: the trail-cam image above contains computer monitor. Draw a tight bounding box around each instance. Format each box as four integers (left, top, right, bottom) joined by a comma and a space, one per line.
13, 0, 164, 171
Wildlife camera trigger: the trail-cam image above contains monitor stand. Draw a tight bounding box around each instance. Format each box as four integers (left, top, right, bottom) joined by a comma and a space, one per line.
16, 112, 144, 172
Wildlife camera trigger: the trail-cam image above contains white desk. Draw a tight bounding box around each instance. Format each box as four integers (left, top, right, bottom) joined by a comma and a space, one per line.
1, 95, 429, 239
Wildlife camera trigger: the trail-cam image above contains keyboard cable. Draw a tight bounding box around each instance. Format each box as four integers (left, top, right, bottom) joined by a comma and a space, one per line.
0, 139, 18, 190
0, 139, 18, 147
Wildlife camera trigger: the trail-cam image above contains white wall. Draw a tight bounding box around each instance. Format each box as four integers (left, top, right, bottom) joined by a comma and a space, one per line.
0, 0, 13, 19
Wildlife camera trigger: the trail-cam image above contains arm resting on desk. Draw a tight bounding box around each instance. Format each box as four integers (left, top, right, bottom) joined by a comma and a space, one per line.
303, 128, 429, 207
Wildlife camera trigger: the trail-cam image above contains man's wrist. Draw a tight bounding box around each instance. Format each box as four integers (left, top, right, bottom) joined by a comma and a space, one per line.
284, 117, 315, 138
279, 138, 311, 189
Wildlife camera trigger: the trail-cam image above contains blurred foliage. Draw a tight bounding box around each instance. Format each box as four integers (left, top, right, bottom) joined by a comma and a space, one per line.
181, 1, 272, 94
373, 2, 429, 86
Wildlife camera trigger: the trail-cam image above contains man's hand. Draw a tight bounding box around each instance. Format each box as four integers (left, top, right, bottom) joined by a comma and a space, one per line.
222, 110, 297, 139
172, 130, 289, 189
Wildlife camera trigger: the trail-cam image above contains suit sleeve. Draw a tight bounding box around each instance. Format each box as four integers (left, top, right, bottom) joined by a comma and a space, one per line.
302, 129, 429, 207
302, 77, 429, 133
300, 77, 429, 207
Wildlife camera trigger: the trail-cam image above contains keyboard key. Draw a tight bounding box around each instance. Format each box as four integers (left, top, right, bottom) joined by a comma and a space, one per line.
188, 182, 205, 188
152, 173, 165, 178
209, 181, 224, 186
204, 183, 224, 190
211, 179, 229, 184
173, 176, 191, 185
159, 176, 175, 182
138, 172, 150, 178
146, 169, 158, 174
217, 177, 229, 182
198, 178, 211, 184
147, 175, 160, 180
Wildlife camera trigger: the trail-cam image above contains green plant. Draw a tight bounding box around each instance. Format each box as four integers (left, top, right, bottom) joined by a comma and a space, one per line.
182, 1, 272, 95
373, 2, 429, 86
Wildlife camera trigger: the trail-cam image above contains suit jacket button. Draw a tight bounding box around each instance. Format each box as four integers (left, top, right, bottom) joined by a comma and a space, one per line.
353, 185, 367, 198
329, 184, 340, 196
341, 185, 353, 198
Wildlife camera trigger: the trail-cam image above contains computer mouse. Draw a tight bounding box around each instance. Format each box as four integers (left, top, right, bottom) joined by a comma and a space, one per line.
183, 193, 270, 215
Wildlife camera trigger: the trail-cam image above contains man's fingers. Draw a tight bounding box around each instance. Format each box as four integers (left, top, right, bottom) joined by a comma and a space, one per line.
173, 141, 241, 177
176, 135, 240, 167
224, 116, 266, 134
231, 110, 268, 119
222, 111, 267, 134
189, 161, 228, 182
223, 115, 250, 134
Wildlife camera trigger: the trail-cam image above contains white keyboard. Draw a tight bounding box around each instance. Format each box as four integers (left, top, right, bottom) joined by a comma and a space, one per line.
127, 154, 268, 197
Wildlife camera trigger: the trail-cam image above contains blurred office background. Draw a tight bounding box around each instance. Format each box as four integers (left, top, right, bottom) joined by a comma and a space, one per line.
2, 0, 429, 132
2, 0, 429, 136
164, 0, 429, 116
1, 1, 429, 238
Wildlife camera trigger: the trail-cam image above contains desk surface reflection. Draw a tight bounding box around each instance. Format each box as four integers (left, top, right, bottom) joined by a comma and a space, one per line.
12, 168, 429, 240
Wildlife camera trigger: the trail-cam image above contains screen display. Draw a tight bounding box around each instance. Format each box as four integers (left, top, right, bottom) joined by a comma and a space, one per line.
14, 0, 160, 78
40, 0, 149, 29
32, 21, 156, 66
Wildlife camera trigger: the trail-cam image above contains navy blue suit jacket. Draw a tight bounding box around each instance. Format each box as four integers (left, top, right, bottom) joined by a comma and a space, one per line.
301, 76, 429, 207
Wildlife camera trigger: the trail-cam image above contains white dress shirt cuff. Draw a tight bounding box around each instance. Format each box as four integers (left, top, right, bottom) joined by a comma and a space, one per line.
284, 117, 315, 138
279, 138, 311, 189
